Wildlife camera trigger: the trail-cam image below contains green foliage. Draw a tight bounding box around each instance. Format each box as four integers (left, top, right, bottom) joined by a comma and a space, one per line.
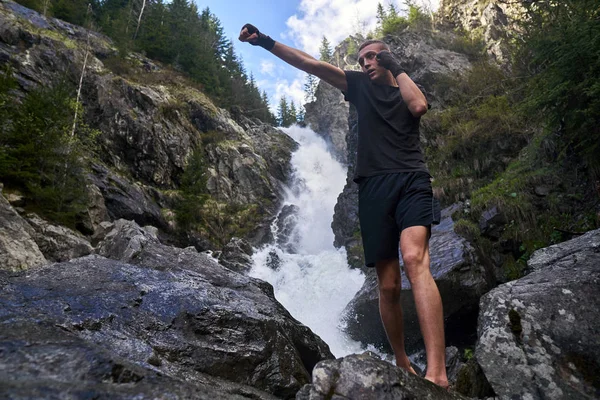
319, 36, 333, 63
175, 146, 209, 231
424, 61, 529, 204
15, 0, 275, 125
277, 96, 299, 127
439, 28, 486, 61
375, 1, 430, 36
515, 0, 600, 176
0, 69, 97, 226
463, 348, 474, 361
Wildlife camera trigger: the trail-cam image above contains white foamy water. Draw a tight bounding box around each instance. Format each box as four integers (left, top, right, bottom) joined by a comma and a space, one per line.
249, 125, 367, 357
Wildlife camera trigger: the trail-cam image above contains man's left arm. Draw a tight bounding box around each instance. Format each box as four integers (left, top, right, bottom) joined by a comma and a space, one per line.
377, 51, 428, 117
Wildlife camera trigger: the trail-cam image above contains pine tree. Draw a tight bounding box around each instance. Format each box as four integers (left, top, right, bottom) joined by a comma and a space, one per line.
388, 3, 399, 19
376, 3, 387, 32
288, 102, 298, 126
277, 96, 288, 127
319, 36, 333, 63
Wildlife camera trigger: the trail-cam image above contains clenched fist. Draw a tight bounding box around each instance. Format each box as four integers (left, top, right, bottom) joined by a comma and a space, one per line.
376, 51, 405, 78
239, 23, 275, 51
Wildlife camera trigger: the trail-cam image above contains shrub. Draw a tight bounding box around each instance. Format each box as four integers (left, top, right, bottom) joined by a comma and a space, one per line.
0, 69, 98, 226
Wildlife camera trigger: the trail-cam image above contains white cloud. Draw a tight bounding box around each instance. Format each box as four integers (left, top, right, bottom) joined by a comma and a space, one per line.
260, 60, 276, 76
256, 72, 308, 114
284, 0, 439, 56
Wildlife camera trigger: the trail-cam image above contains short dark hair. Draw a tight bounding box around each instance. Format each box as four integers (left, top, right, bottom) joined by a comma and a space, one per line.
358, 40, 390, 52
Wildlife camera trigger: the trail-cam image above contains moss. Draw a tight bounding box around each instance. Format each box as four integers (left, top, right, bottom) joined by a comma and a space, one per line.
454, 219, 480, 240
508, 309, 523, 339
37, 28, 78, 49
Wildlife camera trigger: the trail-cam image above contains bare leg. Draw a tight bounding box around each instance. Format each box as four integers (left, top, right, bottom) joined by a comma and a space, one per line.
400, 226, 448, 388
375, 258, 416, 374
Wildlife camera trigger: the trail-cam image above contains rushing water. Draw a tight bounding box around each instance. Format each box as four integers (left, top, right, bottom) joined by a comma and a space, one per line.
249, 125, 369, 357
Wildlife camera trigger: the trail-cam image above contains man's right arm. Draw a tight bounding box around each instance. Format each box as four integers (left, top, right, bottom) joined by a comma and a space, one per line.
239, 24, 347, 92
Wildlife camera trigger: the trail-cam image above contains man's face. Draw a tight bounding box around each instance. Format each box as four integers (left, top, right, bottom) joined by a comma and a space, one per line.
358, 43, 388, 82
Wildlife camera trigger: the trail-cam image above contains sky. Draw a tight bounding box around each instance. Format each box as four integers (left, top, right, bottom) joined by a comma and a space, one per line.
192, 0, 439, 113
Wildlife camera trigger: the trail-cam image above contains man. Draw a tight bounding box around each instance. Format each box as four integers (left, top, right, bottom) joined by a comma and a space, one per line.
239, 24, 448, 389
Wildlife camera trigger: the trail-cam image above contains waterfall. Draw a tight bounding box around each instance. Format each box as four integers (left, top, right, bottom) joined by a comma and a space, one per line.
249, 125, 368, 357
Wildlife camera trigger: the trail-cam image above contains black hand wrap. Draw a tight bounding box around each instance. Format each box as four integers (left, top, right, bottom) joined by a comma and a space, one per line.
242, 23, 276, 51
376, 51, 406, 77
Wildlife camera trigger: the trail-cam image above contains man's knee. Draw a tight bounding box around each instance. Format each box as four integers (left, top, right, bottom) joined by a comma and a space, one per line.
376, 259, 402, 302
402, 251, 428, 283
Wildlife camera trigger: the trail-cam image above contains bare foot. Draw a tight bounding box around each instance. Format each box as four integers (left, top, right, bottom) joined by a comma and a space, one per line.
425, 376, 449, 390
396, 357, 417, 375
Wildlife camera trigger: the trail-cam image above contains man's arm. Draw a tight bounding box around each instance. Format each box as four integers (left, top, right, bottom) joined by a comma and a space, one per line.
239, 24, 347, 92
395, 73, 428, 117
376, 51, 428, 117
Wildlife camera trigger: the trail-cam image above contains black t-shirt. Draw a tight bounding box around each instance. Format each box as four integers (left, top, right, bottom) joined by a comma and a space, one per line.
343, 70, 429, 182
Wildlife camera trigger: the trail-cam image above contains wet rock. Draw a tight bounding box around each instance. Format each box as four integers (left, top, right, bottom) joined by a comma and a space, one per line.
476, 228, 600, 399
343, 204, 489, 355
274, 204, 300, 253
1, 219, 333, 398
219, 237, 254, 274
296, 352, 468, 400
0, 184, 46, 271
25, 213, 93, 262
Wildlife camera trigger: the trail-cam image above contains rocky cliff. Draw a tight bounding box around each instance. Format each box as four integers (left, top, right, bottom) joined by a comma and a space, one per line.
0, 0, 295, 257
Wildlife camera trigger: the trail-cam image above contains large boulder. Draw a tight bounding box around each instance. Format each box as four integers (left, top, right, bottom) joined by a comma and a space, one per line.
1, 219, 334, 398
343, 204, 489, 354
0, 184, 47, 271
25, 213, 93, 262
296, 352, 468, 400
476, 228, 600, 399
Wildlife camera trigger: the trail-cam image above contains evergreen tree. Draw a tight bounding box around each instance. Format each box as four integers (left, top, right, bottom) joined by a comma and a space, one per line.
277, 96, 289, 127
376, 3, 387, 32
319, 36, 333, 63
288, 102, 298, 126
388, 3, 399, 19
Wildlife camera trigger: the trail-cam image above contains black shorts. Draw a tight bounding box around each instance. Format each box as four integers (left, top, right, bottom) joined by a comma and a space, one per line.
358, 171, 441, 268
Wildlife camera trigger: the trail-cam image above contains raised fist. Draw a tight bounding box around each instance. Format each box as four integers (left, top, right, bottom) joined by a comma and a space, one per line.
376, 50, 405, 77
239, 23, 275, 50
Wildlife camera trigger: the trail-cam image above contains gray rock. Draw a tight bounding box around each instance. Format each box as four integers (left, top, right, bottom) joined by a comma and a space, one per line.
445, 346, 463, 384
90, 163, 168, 230
25, 213, 93, 262
77, 183, 109, 235
526, 228, 600, 273
304, 82, 350, 163
296, 352, 468, 400
437, 0, 525, 64
274, 204, 301, 253
219, 237, 254, 273
2, 221, 334, 398
478, 206, 506, 239
0, 185, 47, 271
475, 228, 600, 400
343, 205, 489, 354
